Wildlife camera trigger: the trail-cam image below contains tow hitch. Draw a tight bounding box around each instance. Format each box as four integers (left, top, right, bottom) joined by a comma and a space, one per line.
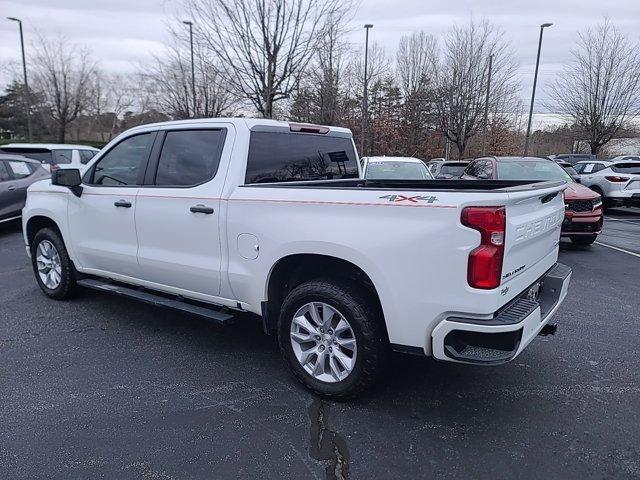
538, 323, 558, 336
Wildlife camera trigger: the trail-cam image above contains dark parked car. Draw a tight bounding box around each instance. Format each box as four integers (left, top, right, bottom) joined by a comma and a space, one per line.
431, 161, 469, 179
551, 154, 596, 165
0, 154, 50, 224
463, 156, 603, 245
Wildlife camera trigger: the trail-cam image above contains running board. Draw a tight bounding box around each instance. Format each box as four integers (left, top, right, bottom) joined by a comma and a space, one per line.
77, 278, 235, 325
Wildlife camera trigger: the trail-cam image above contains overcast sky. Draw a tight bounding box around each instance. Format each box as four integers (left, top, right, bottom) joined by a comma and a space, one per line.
1, 0, 638, 125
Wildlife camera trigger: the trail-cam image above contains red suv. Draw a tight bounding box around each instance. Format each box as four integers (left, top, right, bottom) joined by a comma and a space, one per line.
463, 156, 603, 246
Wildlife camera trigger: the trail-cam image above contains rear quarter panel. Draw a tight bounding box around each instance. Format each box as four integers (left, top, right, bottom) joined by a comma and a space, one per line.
223, 184, 565, 352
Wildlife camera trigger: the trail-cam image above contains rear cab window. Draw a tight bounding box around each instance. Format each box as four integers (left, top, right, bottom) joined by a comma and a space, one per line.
245, 131, 359, 184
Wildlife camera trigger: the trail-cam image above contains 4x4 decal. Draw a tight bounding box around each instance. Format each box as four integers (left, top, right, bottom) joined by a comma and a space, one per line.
379, 194, 438, 203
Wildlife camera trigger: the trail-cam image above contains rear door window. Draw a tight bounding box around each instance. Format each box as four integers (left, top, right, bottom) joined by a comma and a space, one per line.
154, 129, 226, 186
0, 162, 11, 182
80, 150, 97, 164
245, 132, 358, 184
6, 161, 32, 179
52, 150, 73, 164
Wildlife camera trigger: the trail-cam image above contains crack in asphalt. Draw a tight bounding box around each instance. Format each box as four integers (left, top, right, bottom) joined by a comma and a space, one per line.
308, 398, 350, 480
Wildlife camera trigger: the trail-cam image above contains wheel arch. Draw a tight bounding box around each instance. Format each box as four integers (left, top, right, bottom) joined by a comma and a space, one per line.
25, 215, 64, 248
263, 253, 385, 335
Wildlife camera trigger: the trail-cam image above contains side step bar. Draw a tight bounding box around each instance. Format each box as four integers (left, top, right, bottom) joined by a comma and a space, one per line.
77, 278, 235, 325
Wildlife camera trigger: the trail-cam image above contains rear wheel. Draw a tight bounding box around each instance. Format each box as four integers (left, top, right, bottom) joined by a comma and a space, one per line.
31, 228, 77, 299
570, 234, 597, 246
278, 278, 388, 399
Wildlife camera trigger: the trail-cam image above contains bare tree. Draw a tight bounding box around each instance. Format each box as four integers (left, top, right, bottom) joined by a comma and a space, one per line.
433, 19, 519, 158
185, 0, 350, 118
289, 12, 350, 124
548, 20, 640, 155
87, 72, 136, 142
396, 31, 438, 155
143, 31, 236, 120
30, 35, 94, 143
396, 31, 437, 99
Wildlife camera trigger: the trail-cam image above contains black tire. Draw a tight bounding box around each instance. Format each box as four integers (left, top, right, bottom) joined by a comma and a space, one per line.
30, 227, 77, 299
277, 278, 389, 400
570, 234, 597, 246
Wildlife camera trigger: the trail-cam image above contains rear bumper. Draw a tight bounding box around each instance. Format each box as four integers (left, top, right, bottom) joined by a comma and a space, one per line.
606, 193, 640, 207
431, 263, 571, 365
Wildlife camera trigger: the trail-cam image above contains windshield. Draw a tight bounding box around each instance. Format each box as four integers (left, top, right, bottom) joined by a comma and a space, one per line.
365, 161, 432, 180
497, 160, 573, 182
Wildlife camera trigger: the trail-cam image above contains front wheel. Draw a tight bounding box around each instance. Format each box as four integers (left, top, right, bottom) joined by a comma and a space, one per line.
570, 234, 597, 246
278, 279, 389, 399
30, 228, 77, 299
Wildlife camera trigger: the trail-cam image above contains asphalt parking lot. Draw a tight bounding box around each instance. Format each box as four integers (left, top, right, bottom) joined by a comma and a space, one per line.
1, 211, 639, 480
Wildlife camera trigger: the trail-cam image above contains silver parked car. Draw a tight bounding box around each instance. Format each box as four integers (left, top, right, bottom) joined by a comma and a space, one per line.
0, 154, 50, 224
574, 156, 640, 209
0, 143, 99, 172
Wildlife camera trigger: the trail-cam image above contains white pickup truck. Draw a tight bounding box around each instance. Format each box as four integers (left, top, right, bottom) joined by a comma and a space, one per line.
22, 118, 571, 398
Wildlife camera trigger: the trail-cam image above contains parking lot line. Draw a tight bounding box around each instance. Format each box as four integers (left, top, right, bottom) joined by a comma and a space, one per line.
595, 241, 640, 258
605, 217, 640, 226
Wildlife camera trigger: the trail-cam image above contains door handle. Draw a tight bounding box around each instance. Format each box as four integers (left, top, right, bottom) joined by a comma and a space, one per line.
8, 185, 16, 191
190, 204, 214, 214
114, 200, 132, 208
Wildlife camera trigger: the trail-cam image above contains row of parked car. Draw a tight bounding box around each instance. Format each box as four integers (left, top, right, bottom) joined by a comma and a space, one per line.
2, 139, 639, 247
361, 154, 640, 246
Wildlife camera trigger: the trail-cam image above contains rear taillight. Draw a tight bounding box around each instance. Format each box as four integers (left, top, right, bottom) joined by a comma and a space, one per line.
461, 206, 506, 290
605, 176, 629, 183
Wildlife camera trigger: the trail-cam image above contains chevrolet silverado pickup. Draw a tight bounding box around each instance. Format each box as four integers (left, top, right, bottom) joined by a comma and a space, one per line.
22, 118, 571, 398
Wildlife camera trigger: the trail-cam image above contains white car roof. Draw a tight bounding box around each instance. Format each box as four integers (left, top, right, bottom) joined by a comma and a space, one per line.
365, 156, 425, 164
124, 117, 352, 136
608, 156, 640, 163
2, 143, 100, 151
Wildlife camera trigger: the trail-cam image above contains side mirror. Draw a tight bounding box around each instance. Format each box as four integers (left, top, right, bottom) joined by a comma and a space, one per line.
52, 168, 83, 197
573, 175, 581, 183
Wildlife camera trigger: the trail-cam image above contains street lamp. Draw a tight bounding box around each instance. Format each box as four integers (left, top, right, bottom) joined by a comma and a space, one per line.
523, 22, 553, 156
7, 16, 32, 141
361, 23, 373, 156
182, 20, 196, 118
481, 53, 494, 156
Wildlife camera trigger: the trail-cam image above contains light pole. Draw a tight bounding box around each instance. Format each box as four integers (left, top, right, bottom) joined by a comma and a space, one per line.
7, 17, 32, 141
481, 54, 494, 156
182, 20, 196, 118
523, 22, 552, 157
361, 23, 373, 156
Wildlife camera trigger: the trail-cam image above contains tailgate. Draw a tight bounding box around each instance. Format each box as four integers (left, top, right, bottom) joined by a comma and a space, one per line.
624, 176, 640, 191
501, 183, 565, 285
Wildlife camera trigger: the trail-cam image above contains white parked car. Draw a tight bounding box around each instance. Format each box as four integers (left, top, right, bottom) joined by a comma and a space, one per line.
0, 143, 100, 172
574, 156, 640, 209
361, 156, 432, 180
22, 118, 571, 398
